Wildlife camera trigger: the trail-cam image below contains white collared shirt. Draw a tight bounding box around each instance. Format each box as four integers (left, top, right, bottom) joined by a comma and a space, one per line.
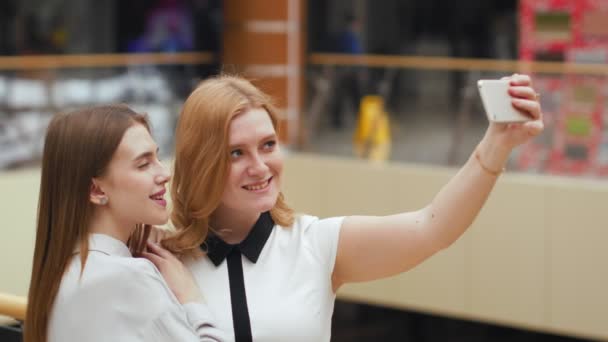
187, 214, 344, 342
48, 233, 226, 342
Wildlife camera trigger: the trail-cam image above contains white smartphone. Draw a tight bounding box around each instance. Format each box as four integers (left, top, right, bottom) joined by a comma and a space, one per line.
477, 79, 531, 123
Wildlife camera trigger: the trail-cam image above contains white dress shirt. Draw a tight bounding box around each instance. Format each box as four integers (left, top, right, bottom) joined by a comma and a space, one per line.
187, 213, 344, 342
48, 233, 226, 342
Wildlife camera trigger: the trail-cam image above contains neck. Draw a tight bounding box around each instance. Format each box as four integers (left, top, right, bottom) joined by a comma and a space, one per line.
88, 207, 135, 244
211, 206, 261, 244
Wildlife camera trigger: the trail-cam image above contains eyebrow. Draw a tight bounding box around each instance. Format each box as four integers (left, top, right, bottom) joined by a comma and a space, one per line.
229, 133, 277, 149
133, 147, 159, 162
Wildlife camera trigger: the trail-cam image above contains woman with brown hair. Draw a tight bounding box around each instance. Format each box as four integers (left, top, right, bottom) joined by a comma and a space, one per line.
24, 105, 225, 342
162, 74, 543, 341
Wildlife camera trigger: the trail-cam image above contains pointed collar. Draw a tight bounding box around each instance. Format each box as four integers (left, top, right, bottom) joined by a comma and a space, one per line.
73, 233, 133, 258
203, 212, 275, 267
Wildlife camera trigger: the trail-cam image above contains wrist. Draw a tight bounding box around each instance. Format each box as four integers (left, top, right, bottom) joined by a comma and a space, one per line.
474, 149, 504, 176
476, 137, 511, 173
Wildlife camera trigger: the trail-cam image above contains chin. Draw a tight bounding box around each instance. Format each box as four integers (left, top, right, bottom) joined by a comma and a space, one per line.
146, 215, 169, 226
252, 196, 278, 213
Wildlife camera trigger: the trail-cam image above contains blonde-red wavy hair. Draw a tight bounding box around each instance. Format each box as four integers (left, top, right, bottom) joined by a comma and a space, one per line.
164, 75, 294, 257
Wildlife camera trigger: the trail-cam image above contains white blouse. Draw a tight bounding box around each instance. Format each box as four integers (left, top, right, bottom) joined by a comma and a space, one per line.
48, 234, 227, 342
186, 213, 344, 342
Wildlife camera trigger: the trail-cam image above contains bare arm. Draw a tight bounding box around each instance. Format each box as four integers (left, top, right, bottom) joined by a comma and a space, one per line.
332, 74, 544, 290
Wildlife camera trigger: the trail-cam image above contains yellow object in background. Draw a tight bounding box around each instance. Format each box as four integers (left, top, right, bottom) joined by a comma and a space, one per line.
353, 95, 391, 161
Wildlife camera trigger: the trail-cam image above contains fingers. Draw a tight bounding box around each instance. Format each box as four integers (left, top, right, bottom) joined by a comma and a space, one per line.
509, 73, 532, 86
508, 86, 537, 101
146, 241, 174, 259
141, 251, 164, 268
523, 119, 544, 137
506, 74, 542, 123
512, 98, 541, 120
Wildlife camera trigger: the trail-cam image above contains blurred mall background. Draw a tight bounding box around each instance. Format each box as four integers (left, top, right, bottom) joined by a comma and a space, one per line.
1, 0, 607, 341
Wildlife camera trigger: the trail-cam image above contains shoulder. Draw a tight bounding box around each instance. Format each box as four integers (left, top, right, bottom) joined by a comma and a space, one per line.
281, 215, 345, 272
52, 253, 177, 340
279, 214, 345, 252
61, 252, 173, 317
84, 252, 162, 286
288, 214, 345, 234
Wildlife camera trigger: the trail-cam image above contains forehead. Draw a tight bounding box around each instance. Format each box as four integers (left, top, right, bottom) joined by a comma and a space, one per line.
229, 108, 275, 144
114, 124, 155, 160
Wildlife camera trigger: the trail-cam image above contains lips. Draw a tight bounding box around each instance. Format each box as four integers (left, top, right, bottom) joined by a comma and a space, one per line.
242, 177, 272, 191
150, 188, 167, 207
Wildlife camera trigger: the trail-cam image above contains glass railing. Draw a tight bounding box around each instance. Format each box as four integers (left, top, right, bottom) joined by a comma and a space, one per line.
2, 51, 608, 179
304, 53, 608, 178
0, 52, 217, 170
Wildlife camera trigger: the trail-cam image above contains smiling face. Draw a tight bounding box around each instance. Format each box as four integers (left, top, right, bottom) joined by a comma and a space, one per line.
218, 107, 283, 217
93, 124, 171, 228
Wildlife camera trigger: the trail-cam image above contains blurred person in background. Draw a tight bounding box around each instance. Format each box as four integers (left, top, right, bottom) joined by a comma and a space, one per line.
127, 0, 194, 53
126, 0, 195, 97
24, 105, 225, 342
329, 13, 364, 129
159, 73, 543, 341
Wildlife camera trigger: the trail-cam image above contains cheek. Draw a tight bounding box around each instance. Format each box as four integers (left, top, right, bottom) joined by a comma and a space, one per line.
114, 173, 149, 198
227, 162, 245, 190
269, 155, 284, 178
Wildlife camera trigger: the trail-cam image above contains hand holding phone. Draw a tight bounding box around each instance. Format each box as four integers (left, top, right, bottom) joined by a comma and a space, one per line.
477, 79, 532, 123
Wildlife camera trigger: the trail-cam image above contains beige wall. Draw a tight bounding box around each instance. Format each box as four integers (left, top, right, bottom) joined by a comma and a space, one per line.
1, 153, 607, 340
282, 154, 608, 341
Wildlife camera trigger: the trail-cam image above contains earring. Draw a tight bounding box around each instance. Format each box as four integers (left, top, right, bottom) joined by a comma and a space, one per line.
99, 196, 108, 205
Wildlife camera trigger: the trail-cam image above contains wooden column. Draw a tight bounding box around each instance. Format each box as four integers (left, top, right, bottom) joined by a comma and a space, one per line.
223, 0, 305, 144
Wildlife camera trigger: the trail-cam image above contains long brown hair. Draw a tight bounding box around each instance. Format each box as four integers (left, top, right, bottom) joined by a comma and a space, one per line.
24, 105, 150, 342
164, 75, 294, 257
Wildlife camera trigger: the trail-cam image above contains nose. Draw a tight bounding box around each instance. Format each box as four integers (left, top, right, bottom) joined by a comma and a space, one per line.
247, 152, 269, 177
155, 161, 172, 184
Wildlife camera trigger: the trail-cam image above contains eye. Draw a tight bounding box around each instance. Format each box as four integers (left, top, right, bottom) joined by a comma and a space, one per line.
263, 140, 276, 150
230, 149, 243, 158
137, 162, 150, 169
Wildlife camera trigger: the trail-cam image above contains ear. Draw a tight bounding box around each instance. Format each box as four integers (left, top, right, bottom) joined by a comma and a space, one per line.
90, 179, 108, 205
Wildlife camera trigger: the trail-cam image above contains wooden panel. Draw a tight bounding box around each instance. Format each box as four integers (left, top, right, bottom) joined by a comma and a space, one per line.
320, 159, 469, 314
282, 154, 324, 216
320, 157, 405, 216
251, 77, 288, 108
224, 31, 288, 65
224, 0, 288, 22
3, 155, 608, 340
469, 177, 546, 329
547, 184, 608, 340
276, 116, 289, 143
339, 239, 469, 317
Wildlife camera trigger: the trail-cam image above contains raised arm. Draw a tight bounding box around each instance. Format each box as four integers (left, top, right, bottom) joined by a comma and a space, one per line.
332, 74, 543, 291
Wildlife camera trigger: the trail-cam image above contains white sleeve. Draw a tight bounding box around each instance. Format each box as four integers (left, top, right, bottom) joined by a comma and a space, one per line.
301, 215, 345, 275
135, 263, 227, 341
59, 261, 226, 342
144, 302, 227, 341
